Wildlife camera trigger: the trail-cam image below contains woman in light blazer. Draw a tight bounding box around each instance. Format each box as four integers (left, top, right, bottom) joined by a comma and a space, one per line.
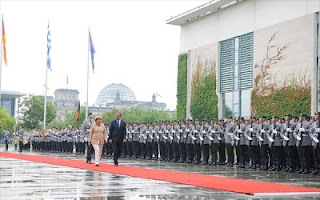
88, 116, 108, 166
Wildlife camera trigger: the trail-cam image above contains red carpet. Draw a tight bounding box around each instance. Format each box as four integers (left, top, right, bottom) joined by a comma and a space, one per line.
1, 152, 320, 195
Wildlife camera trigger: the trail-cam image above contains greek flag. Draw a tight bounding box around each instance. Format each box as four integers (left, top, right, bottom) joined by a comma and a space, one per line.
47, 23, 51, 70
89, 30, 95, 72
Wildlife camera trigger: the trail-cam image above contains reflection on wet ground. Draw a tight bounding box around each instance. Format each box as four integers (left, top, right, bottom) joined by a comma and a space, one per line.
1, 150, 320, 200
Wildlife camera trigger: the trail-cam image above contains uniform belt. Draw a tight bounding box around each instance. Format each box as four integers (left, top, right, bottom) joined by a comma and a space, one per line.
302, 134, 308, 137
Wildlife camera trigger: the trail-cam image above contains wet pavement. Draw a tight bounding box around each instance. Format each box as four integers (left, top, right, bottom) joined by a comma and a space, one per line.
1, 149, 320, 200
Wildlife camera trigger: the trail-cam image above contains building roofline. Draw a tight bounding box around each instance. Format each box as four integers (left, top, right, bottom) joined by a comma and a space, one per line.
166, 0, 245, 26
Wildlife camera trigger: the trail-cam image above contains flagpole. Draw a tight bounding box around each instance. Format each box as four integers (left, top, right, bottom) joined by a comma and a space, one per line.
85, 28, 89, 117
43, 64, 48, 132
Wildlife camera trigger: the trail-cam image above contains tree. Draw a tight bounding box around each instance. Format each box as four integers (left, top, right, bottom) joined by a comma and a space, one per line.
0, 106, 15, 135
101, 107, 176, 124
19, 95, 56, 130
48, 107, 88, 128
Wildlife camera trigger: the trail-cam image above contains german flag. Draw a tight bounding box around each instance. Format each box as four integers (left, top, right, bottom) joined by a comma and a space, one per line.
76, 101, 80, 122
2, 17, 7, 66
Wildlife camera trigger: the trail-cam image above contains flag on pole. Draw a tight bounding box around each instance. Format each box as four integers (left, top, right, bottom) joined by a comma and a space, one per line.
76, 101, 81, 122
89, 30, 95, 72
2, 17, 7, 66
47, 23, 51, 70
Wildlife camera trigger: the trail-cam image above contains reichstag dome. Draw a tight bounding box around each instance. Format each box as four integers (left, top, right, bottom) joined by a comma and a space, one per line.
95, 83, 137, 106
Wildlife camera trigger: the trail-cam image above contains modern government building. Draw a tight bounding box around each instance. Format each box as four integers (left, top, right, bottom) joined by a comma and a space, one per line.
167, 0, 320, 119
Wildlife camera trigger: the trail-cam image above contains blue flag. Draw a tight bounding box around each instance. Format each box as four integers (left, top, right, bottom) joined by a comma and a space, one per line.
89, 30, 95, 72
47, 23, 51, 70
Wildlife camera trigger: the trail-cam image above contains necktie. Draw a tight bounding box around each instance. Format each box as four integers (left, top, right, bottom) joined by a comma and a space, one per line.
118, 121, 120, 128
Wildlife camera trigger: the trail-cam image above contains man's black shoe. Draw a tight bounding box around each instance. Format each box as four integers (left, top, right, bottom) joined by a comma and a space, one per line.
86, 160, 92, 164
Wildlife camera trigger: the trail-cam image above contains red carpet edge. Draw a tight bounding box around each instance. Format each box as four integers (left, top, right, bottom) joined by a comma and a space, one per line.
1, 152, 320, 196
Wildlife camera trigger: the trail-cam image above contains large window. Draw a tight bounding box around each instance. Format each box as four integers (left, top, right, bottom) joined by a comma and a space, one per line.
220, 32, 253, 118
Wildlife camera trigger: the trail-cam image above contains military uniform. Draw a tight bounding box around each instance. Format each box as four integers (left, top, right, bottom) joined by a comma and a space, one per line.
234, 122, 248, 168
82, 118, 94, 162
186, 122, 195, 163
139, 124, 147, 159
210, 122, 221, 165
179, 123, 187, 162
146, 125, 154, 160
200, 122, 211, 165
166, 123, 173, 161
152, 124, 160, 160
126, 124, 134, 158
311, 120, 320, 175
18, 128, 24, 152
225, 121, 235, 167
4, 130, 9, 150
282, 119, 297, 172
193, 123, 202, 164
268, 121, 285, 171
245, 121, 260, 169
172, 123, 180, 162
159, 122, 167, 161
294, 119, 313, 173
258, 120, 270, 170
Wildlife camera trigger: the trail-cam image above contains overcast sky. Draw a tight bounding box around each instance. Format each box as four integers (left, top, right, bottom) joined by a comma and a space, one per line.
0, 0, 208, 110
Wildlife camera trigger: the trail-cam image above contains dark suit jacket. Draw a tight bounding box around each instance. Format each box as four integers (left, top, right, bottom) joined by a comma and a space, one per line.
109, 120, 126, 143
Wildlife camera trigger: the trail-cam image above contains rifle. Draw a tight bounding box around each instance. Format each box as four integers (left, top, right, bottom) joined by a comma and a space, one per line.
235, 117, 241, 146
259, 120, 264, 147
297, 120, 303, 147
248, 117, 253, 146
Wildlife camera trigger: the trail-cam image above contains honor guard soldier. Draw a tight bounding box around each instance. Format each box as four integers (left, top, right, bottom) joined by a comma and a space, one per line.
210, 119, 221, 166
225, 117, 235, 167
281, 114, 297, 172
193, 119, 202, 164
179, 120, 187, 163
152, 121, 160, 160
82, 113, 94, 164
166, 121, 173, 161
4, 129, 10, 150
186, 119, 195, 163
258, 115, 270, 170
126, 123, 134, 158
200, 119, 211, 165
294, 113, 313, 174
18, 126, 24, 153
246, 116, 260, 169
159, 121, 168, 161
139, 122, 147, 159
146, 122, 153, 160
235, 117, 248, 168
218, 119, 226, 165
311, 112, 320, 175
172, 120, 180, 162
132, 123, 140, 158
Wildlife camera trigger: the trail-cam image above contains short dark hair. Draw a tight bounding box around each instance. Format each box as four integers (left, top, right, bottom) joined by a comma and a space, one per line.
115, 111, 121, 116
88, 113, 92, 116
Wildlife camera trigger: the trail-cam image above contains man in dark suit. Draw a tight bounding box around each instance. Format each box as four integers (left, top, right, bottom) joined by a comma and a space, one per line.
109, 112, 127, 166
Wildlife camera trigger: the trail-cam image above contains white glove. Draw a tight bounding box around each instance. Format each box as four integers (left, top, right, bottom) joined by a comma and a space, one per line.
177, 135, 180, 140
146, 131, 150, 134
165, 130, 169, 133
179, 130, 183, 133
84, 137, 88, 142
208, 136, 214, 141
194, 130, 198, 133
237, 130, 242, 133
152, 130, 155, 133
218, 136, 222, 141
202, 130, 206, 134
312, 137, 319, 143
131, 130, 135, 133
234, 136, 240, 141
150, 136, 153, 140
159, 130, 162, 134
296, 136, 301, 141
272, 129, 277, 134
258, 136, 264, 142
172, 130, 176, 134
284, 136, 289, 141
249, 128, 253, 132
156, 136, 159, 140
299, 128, 305, 132
247, 136, 252, 141
199, 136, 204, 141
211, 130, 215, 134
186, 129, 190, 132
163, 135, 168, 140
268, 137, 274, 143
231, 141, 235, 146
261, 129, 265, 133
286, 128, 291, 132
316, 128, 320, 133
169, 135, 173, 140
191, 136, 196, 140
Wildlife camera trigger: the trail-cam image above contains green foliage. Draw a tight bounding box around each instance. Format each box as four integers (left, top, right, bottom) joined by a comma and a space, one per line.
190, 59, 218, 120
176, 54, 188, 120
19, 95, 56, 130
47, 107, 88, 129
101, 107, 176, 124
252, 32, 311, 116
0, 106, 15, 133
252, 86, 311, 117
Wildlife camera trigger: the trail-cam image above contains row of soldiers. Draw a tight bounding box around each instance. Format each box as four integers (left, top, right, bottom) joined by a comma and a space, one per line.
11, 112, 320, 175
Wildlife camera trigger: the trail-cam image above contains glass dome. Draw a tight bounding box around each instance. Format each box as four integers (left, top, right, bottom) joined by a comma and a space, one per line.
95, 83, 136, 106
